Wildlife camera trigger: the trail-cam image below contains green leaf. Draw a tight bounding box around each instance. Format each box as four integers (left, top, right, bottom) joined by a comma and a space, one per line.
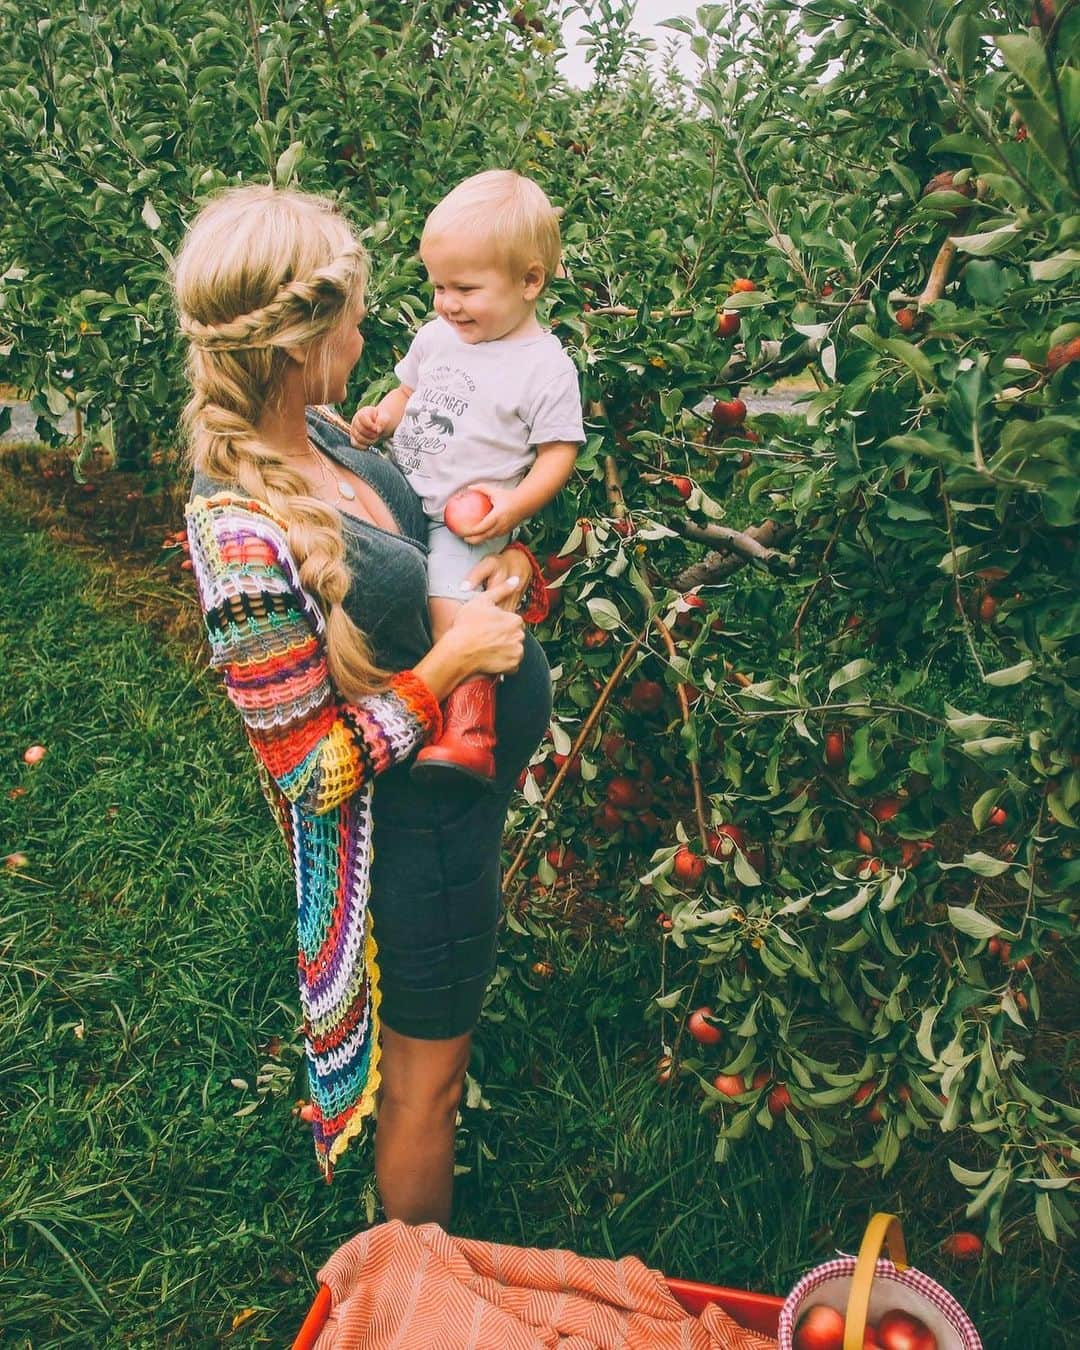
1036, 1190, 1058, 1243
971, 787, 1000, 831
585, 597, 621, 630
824, 886, 871, 921
828, 658, 874, 693
947, 905, 1003, 939
996, 34, 1052, 105
951, 224, 1022, 257
732, 850, 761, 886
942, 851, 1013, 877
946, 13, 980, 79
1030, 250, 1080, 282
276, 140, 304, 186
983, 660, 1034, 686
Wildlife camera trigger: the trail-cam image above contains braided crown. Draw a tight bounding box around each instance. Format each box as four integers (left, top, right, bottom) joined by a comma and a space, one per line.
181, 245, 365, 351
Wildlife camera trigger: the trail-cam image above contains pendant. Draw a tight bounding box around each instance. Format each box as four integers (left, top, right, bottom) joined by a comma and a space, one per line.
337, 480, 356, 501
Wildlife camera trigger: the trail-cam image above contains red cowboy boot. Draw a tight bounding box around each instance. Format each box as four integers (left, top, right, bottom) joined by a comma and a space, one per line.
411, 676, 497, 787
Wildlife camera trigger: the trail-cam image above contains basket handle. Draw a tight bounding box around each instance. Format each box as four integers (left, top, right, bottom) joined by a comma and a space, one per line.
843, 1213, 909, 1350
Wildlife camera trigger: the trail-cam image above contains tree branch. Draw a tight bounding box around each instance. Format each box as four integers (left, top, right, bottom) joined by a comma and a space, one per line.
671, 520, 795, 590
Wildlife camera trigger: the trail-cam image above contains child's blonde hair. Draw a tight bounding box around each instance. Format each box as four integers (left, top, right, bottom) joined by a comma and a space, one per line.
421, 170, 561, 290
172, 184, 387, 700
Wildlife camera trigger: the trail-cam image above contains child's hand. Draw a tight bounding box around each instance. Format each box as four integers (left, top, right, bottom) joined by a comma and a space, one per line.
460, 483, 524, 545
350, 404, 390, 448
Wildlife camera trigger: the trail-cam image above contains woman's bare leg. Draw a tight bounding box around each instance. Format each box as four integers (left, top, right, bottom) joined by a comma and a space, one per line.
374, 1024, 472, 1227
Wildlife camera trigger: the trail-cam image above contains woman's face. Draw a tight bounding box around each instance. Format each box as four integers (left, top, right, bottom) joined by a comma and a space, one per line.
306, 297, 365, 404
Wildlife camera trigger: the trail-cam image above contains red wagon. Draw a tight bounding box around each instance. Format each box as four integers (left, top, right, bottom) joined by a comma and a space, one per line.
292, 1272, 783, 1348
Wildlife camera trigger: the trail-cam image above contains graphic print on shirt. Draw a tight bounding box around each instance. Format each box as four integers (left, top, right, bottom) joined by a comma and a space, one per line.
392, 362, 476, 479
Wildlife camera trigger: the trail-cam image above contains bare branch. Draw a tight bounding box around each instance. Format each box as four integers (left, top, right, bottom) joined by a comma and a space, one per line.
672, 520, 795, 590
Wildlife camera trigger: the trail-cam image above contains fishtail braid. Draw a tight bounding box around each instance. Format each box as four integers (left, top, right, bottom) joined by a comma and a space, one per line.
173, 185, 387, 700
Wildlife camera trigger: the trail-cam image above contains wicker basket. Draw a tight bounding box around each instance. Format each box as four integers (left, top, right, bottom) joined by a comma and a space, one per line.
778, 1213, 981, 1350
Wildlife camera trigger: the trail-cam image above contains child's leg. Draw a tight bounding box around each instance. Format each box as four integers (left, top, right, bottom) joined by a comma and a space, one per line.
428, 595, 464, 643
412, 527, 508, 788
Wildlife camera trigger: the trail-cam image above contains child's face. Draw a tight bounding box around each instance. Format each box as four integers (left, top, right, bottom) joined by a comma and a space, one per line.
421, 233, 544, 344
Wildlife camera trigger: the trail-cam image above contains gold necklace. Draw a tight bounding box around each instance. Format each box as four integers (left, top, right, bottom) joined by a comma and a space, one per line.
302, 440, 357, 502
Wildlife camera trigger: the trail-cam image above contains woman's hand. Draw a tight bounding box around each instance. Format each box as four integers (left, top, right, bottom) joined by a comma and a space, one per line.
461, 549, 534, 612
415, 577, 526, 698
450, 582, 526, 675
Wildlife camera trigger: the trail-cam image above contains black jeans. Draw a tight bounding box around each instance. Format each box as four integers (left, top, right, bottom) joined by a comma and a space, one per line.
369, 633, 551, 1038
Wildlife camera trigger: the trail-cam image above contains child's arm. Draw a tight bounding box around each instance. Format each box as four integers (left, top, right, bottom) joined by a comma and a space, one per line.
351, 384, 412, 447
460, 440, 578, 545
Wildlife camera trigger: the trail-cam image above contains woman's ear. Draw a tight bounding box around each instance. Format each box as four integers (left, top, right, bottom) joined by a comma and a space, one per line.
284, 344, 307, 367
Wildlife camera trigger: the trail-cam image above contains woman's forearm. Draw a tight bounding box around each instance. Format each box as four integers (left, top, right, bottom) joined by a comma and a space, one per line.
414, 632, 471, 700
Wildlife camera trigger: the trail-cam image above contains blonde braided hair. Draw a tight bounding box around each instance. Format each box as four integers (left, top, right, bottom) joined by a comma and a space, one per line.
172, 184, 388, 699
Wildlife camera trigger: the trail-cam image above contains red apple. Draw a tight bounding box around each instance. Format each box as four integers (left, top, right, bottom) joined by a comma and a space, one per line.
668, 475, 693, 499
298, 1101, 317, 1123
552, 752, 581, 780
593, 803, 623, 833
545, 551, 574, 577
752, 1068, 771, 1089
601, 733, 626, 764
582, 626, 610, 649
707, 823, 745, 859
672, 847, 707, 886
22, 745, 47, 765
711, 397, 747, 429
546, 845, 578, 873
794, 1304, 844, 1350
687, 1007, 724, 1045
629, 680, 665, 713
443, 489, 494, 538
656, 1054, 673, 1084
877, 1309, 937, 1350
5, 852, 28, 869
870, 796, 902, 823
894, 307, 917, 333
941, 1231, 983, 1261
825, 731, 846, 768
606, 775, 638, 809
988, 806, 1007, 827
855, 829, 876, 855
768, 1084, 792, 1116
716, 310, 740, 337
712, 1073, 746, 1097
730, 277, 756, 293
1046, 336, 1080, 372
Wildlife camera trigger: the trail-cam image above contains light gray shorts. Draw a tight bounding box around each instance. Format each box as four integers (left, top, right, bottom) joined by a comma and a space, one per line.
427, 521, 511, 600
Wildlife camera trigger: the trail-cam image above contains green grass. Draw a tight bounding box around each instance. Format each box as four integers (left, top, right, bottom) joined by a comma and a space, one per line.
1, 521, 1074, 1347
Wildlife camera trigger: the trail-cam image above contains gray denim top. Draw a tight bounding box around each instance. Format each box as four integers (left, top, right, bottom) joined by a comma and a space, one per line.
189, 408, 434, 672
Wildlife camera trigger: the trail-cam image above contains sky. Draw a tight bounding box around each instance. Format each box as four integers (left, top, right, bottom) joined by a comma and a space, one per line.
557, 1, 701, 88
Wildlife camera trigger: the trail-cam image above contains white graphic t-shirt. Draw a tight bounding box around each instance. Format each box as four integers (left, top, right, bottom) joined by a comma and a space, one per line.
390, 317, 585, 519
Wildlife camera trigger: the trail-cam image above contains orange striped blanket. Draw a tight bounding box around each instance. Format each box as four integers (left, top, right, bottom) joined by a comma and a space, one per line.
313, 1221, 777, 1349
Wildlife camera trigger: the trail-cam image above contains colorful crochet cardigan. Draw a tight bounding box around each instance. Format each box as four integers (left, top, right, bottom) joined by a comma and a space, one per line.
184, 491, 443, 1179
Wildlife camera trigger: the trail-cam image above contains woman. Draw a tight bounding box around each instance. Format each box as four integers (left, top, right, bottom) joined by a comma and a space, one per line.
173, 185, 552, 1225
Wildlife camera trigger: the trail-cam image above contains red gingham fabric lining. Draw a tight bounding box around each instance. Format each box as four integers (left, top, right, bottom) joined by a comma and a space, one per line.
777, 1257, 981, 1349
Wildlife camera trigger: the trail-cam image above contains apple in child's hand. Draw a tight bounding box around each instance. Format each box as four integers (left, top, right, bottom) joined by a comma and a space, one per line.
793, 1303, 845, 1350
444, 489, 494, 538
877, 1310, 937, 1350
